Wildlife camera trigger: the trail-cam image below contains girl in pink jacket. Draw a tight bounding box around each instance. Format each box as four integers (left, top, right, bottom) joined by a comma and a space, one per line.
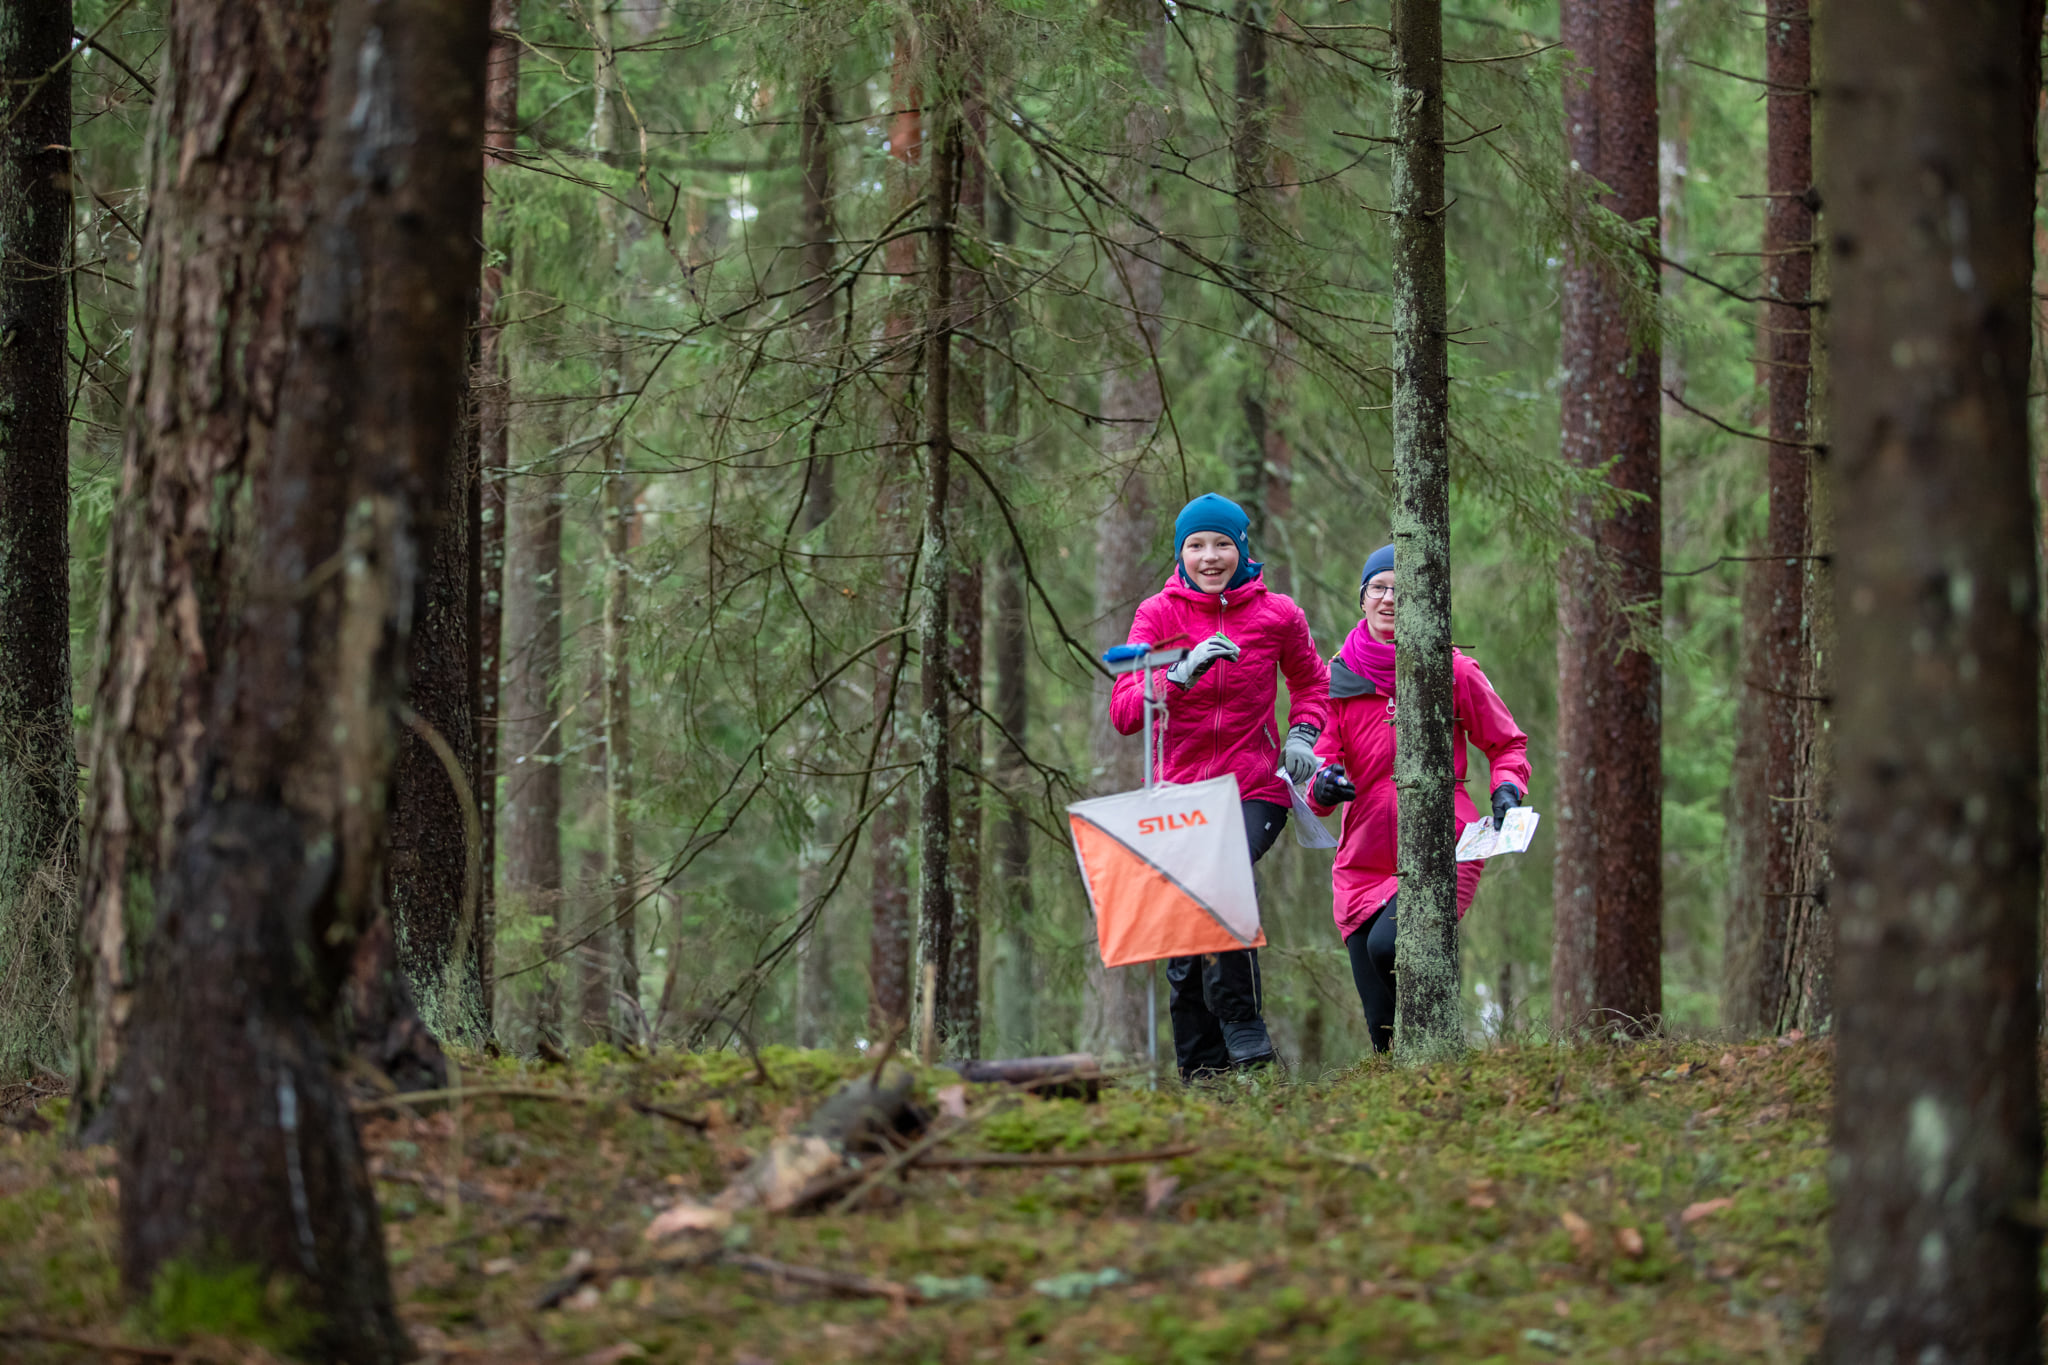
1109, 493, 1331, 1079
1306, 543, 1531, 1053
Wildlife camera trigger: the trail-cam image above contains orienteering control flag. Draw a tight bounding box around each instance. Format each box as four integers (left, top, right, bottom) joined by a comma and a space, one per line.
1067, 775, 1265, 968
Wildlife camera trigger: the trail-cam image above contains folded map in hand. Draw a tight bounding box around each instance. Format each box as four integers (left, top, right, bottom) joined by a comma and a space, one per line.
1455, 806, 1540, 863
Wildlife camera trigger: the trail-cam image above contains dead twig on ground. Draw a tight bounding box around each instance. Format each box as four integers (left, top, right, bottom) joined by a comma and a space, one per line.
917, 1142, 1198, 1169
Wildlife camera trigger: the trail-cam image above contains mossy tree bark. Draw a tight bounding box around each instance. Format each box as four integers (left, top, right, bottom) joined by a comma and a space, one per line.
1387, 0, 1459, 1064
1082, 0, 1167, 1062
75, 0, 328, 1126
114, 0, 489, 1358
0, 0, 74, 1086
1820, 1, 2043, 1357
1551, 0, 1662, 1036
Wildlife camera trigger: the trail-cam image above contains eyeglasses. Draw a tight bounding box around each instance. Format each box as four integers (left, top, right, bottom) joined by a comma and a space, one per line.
1364, 582, 1397, 601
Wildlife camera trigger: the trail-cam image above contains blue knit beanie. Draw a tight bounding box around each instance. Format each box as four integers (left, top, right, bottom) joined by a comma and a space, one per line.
1172, 493, 1261, 591
1360, 543, 1396, 598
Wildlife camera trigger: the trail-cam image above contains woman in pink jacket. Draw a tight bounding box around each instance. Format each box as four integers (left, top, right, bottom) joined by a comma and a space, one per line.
1306, 543, 1531, 1053
1109, 493, 1331, 1079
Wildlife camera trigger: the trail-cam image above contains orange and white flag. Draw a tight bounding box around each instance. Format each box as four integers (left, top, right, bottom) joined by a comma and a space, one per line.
1067, 776, 1264, 968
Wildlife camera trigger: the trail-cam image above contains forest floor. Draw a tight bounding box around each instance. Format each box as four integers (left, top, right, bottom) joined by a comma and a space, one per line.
1, 1034, 1832, 1363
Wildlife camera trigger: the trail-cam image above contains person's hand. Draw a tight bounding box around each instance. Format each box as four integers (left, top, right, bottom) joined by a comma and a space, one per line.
1282, 724, 1321, 786
1311, 763, 1356, 806
1490, 782, 1524, 831
1165, 631, 1239, 689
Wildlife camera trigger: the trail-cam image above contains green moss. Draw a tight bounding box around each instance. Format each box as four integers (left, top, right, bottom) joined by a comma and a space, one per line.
135, 1260, 321, 1353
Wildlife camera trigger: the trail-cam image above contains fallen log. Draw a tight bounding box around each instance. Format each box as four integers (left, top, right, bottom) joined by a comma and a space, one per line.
951, 1053, 1103, 1100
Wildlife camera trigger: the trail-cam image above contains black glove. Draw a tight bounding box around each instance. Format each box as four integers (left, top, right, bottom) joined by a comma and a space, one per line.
1311, 763, 1356, 806
1490, 782, 1523, 831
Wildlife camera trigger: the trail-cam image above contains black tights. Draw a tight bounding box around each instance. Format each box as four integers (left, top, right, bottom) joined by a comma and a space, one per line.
1345, 895, 1399, 1053
1167, 799, 1287, 1079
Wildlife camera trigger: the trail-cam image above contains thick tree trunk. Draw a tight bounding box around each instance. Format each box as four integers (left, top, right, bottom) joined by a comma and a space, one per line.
76, 0, 327, 1128
868, 32, 921, 1039
1818, 0, 2039, 1358
1821, 2, 2043, 1358
115, 1, 489, 1359
385, 400, 480, 1039
1724, 0, 1818, 1038
915, 113, 961, 1062
793, 67, 838, 1048
0, 0, 74, 1086
1551, 0, 1663, 1035
1082, 0, 1167, 1062
1388, 0, 1458, 1064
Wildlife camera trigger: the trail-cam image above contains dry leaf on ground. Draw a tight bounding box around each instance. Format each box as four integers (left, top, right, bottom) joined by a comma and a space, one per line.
1194, 1260, 1255, 1290
1682, 1198, 1734, 1225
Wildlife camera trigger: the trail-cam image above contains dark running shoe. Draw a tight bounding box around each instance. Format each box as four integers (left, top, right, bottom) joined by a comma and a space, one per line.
1221, 1018, 1276, 1069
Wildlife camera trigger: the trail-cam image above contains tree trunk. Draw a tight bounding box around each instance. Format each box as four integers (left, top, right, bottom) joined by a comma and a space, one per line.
471, 0, 521, 1037
76, 0, 327, 1129
868, 31, 921, 1039
115, 1, 489, 1358
1388, 0, 1458, 1064
0, 0, 74, 1086
988, 167, 1035, 1054
1724, 0, 1818, 1038
385, 391, 480, 1040
501, 439, 564, 1046
915, 111, 961, 1063
1082, 0, 1168, 1062
1551, 0, 1663, 1036
793, 66, 838, 1048
1820, 2, 2042, 1357
593, 0, 638, 1039
941, 93, 987, 1058
1228, 0, 1297, 577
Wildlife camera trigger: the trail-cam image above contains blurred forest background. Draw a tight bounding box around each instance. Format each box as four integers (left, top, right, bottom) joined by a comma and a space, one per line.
37, 0, 1790, 1073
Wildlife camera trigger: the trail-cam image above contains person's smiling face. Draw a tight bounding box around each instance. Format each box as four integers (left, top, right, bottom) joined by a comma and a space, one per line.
1181, 531, 1241, 594
1363, 570, 1396, 640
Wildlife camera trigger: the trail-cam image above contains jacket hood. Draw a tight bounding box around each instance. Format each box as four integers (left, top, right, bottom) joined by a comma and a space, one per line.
1329, 655, 1377, 699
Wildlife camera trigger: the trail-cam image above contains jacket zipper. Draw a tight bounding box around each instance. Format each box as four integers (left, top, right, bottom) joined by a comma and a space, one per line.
1211, 593, 1227, 772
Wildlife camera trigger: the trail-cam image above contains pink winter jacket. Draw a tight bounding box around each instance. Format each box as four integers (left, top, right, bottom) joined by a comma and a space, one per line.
1307, 647, 1531, 940
1109, 573, 1331, 807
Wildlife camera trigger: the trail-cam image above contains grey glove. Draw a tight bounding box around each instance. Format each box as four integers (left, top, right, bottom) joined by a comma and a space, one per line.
1282, 723, 1321, 786
1165, 631, 1239, 689
1490, 782, 1524, 831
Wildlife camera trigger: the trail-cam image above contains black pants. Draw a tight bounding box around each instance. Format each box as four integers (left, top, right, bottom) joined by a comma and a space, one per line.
1168, 798, 1287, 1079
1345, 895, 1399, 1053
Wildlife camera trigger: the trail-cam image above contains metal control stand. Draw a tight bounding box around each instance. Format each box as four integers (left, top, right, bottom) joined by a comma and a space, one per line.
1100, 641, 1189, 1084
